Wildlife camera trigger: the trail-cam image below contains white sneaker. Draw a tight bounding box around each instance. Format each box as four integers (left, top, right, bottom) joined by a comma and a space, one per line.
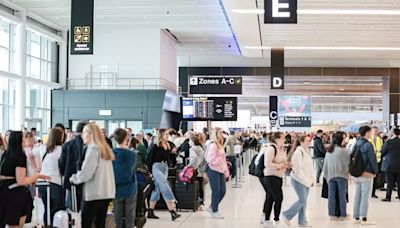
361, 220, 376, 226
211, 212, 224, 219
353, 219, 361, 224
273, 221, 281, 227
299, 223, 312, 227
198, 205, 205, 211
281, 215, 291, 226
263, 220, 273, 227
206, 207, 213, 216
260, 214, 266, 224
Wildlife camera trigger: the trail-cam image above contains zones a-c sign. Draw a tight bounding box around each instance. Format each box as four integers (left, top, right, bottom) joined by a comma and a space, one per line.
264, 0, 297, 24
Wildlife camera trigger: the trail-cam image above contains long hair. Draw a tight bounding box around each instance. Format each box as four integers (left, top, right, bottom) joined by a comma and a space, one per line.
135, 134, 144, 145
155, 129, 169, 149
328, 131, 346, 153
84, 123, 114, 160
7, 131, 24, 159
211, 127, 224, 150
0, 134, 7, 151
295, 135, 307, 148
268, 132, 284, 144
46, 128, 64, 153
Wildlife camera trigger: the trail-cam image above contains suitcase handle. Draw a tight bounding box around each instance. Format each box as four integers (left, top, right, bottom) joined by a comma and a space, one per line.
36, 181, 51, 225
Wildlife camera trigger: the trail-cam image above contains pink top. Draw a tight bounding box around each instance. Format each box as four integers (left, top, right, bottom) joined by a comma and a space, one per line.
264, 143, 288, 178
205, 143, 229, 178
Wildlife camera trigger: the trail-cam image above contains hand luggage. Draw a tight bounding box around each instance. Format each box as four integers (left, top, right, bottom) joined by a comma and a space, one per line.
179, 166, 197, 184
135, 182, 147, 228
34, 181, 52, 228
175, 181, 199, 212
53, 185, 82, 228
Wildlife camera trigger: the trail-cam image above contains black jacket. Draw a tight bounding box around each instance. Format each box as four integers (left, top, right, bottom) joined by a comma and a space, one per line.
178, 139, 190, 159
381, 137, 400, 173
105, 137, 113, 149
313, 136, 326, 158
59, 135, 86, 190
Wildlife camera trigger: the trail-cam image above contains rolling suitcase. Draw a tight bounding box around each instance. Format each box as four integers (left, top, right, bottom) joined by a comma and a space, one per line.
53, 185, 82, 228
175, 181, 199, 212
35, 181, 54, 228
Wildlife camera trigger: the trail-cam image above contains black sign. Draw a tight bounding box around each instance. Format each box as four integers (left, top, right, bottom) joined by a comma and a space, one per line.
269, 96, 278, 127
189, 76, 242, 94
264, 0, 297, 24
181, 97, 237, 121
271, 48, 285, 89
71, 0, 94, 54
279, 116, 311, 127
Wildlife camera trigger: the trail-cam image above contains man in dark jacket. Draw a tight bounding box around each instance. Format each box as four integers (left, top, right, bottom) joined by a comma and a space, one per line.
313, 130, 326, 184
101, 128, 113, 149
59, 121, 88, 211
381, 128, 400, 202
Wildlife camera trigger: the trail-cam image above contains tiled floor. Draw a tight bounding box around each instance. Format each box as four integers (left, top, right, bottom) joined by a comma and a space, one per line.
147, 174, 400, 228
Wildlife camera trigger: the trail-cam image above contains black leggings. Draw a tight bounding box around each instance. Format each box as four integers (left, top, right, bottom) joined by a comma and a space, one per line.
263, 176, 283, 221
81, 199, 110, 228
259, 177, 268, 213
197, 177, 205, 205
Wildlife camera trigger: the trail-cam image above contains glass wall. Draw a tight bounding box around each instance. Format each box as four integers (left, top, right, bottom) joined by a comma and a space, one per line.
0, 19, 11, 72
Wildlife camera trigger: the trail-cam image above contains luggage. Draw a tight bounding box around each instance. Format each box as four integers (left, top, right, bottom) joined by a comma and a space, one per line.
53, 185, 82, 228
35, 181, 53, 228
178, 166, 197, 184
175, 181, 199, 212
135, 182, 148, 228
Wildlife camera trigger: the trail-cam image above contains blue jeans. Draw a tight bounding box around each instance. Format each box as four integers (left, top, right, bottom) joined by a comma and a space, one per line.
150, 163, 176, 203
328, 177, 347, 217
314, 158, 324, 183
207, 168, 226, 213
226, 156, 236, 178
282, 178, 309, 225
353, 177, 373, 219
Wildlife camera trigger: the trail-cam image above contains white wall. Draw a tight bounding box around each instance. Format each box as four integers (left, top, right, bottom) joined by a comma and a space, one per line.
69, 26, 161, 79
159, 31, 177, 84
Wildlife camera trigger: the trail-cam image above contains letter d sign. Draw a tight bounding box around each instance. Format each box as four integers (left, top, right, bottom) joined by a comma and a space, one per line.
272, 77, 283, 89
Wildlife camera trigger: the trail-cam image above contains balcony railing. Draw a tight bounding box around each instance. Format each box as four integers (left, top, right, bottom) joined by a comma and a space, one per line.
67, 72, 181, 93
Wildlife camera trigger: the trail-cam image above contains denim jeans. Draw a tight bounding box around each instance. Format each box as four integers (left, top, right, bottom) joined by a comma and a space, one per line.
38, 183, 64, 225
207, 168, 226, 213
282, 178, 309, 225
314, 158, 324, 183
328, 177, 347, 217
226, 156, 237, 178
150, 163, 176, 203
353, 177, 373, 219
113, 193, 137, 228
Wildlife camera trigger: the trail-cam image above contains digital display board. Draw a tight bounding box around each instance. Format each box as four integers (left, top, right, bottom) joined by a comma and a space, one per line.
181, 97, 237, 121
278, 96, 311, 127
189, 76, 242, 94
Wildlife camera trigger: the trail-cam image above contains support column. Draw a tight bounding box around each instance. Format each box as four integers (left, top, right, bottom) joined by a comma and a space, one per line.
382, 77, 390, 127
58, 30, 68, 88
389, 68, 400, 117
15, 11, 27, 130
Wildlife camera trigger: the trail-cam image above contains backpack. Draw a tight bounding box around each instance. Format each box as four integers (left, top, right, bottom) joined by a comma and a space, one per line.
349, 139, 369, 177
249, 145, 277, 178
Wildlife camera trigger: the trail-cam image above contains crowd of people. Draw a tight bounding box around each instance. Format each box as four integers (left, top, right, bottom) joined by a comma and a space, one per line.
0, 122, 399, 228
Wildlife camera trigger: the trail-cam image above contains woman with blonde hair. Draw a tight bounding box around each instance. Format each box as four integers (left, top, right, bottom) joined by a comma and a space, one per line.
146, 128, 181, 221
205, 127, 230, 219
69, 123, 116, 228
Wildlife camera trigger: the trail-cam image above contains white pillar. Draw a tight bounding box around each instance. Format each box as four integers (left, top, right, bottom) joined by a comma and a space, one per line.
382, 77, 390, 128
14, 11, 27, 130
58, 30, 68, 88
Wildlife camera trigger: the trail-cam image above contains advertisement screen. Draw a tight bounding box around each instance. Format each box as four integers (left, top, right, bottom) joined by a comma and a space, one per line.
278, 96, 312, 127
181, 97, 237, 121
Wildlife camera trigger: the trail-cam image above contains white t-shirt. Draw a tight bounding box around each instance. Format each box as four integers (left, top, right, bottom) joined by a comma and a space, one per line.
33, 145, 62, 185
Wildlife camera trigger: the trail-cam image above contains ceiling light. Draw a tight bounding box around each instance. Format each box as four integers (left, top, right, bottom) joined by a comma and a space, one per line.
232, 9, 400, 16
243, 46, 400, 51
304, 81, 311, 85
340, 88, 345, 91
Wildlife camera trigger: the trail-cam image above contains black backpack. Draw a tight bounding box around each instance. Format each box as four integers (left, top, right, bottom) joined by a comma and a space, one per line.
249, 145, 277, 178
349, 139, 369, 177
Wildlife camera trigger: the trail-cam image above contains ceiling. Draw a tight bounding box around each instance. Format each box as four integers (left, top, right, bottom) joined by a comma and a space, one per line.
8, 0, 239, 55
223, 0, 400, 66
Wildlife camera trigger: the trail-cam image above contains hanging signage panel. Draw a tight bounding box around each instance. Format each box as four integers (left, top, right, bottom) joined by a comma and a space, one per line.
269, 96, 278, 127
189, 76, 242, 94
271, 48, 285, 89
71, 0, 94, 54
181, 97, 237, 121
264, 0, 298, 24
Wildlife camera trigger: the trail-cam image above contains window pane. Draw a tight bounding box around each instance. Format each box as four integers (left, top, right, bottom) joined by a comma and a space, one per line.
0, 48, 9, 71
29, 57, 40, 79
0, 20, 9, 48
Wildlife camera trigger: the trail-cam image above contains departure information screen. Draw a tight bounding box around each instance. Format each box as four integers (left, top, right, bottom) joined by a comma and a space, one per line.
278, 96, 312, 127
181, 97, 237, 121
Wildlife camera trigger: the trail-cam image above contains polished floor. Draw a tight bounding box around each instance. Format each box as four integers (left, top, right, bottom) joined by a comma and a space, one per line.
147, 172, 400, 228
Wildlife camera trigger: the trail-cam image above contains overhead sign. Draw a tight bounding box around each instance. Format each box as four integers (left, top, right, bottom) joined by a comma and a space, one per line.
271, 48, 285, 89
71, 0, 94, 54
264, 0, 298, 24
181, 97, 237, 121
278, 96, 311, 127
269, 96, 278, 128
99, 110, 112, 116
189, 76, 242, 94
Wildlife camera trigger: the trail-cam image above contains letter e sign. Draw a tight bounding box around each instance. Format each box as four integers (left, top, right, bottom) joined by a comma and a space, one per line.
264, 0, 297, 24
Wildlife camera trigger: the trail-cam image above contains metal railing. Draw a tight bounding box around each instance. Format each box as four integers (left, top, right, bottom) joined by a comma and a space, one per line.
67, 72, 181, 93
